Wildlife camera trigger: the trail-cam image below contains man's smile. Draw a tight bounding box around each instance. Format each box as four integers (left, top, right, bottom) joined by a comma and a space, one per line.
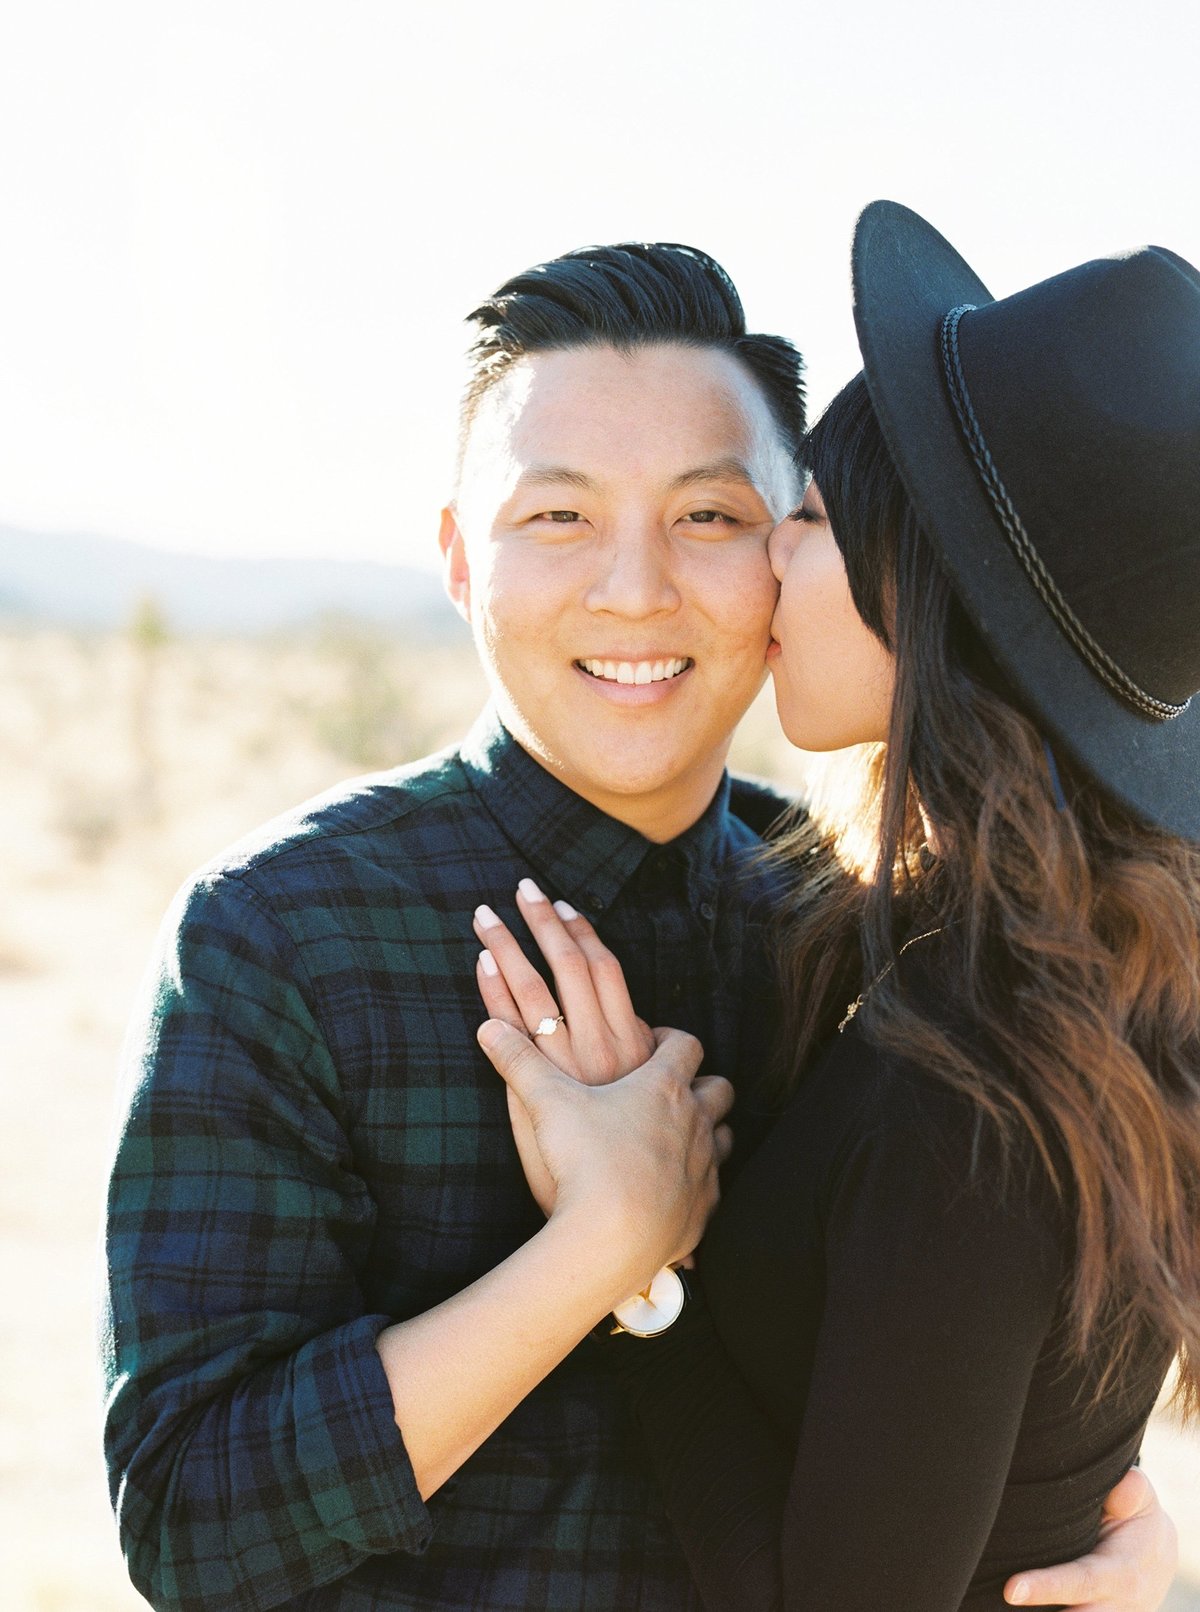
575, 656, 693, 686
570, 655, 697, 707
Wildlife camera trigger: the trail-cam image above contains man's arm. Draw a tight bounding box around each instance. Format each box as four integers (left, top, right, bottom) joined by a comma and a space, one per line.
103, 872, 432, 1610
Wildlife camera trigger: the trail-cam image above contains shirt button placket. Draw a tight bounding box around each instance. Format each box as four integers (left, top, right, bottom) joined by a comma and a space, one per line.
652, 855, 709, 1034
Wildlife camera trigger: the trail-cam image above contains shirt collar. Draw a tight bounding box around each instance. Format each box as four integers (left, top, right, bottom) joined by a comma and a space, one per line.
458, 706, 733, 918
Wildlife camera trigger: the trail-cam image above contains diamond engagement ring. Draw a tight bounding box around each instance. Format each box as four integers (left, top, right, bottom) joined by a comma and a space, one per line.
534, 1015, 565, 1037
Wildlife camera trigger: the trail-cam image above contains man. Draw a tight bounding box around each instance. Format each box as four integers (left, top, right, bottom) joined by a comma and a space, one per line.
102, 242, 1178, 1610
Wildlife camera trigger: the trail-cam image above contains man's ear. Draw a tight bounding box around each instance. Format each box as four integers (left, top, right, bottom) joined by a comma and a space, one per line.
439, 505, 471, 624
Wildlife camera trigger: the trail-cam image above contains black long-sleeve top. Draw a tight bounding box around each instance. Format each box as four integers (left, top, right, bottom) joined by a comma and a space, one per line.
610, 1006, 1173, 1611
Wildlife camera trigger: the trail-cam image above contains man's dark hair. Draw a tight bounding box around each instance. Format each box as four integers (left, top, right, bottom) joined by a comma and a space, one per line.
457, 241, 805, 478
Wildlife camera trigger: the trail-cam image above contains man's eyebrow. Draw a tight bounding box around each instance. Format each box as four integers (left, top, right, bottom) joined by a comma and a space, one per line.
512, 458, 761, 496
515, 465, 600, 492
670, 457, 759, 490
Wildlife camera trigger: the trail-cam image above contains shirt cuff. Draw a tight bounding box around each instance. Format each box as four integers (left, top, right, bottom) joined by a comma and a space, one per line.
291, 1313, 433, 1558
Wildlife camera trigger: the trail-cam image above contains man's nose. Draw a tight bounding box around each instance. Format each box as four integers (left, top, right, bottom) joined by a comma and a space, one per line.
583, 529, 682, 617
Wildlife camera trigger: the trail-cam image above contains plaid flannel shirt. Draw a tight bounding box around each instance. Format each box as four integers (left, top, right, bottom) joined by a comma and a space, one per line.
102, 708, 785, 1612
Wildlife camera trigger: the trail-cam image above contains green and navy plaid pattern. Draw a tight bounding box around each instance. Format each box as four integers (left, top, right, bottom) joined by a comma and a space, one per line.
102, 708, 786, 1611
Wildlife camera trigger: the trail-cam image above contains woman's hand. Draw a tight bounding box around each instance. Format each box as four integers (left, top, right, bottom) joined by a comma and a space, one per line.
473, 879, 656, 1084
476, 1017, 734, 1298
473, 880, 662, 1212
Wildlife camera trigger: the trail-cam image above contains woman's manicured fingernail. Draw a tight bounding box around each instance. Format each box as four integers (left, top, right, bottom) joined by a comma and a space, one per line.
553, 899, 579, 921
1007, 1582, 1030, 1605
477, 1019, 505, 1049
475, 904, 501, 928
479, 949, 498, 976
518, 878, 546, 903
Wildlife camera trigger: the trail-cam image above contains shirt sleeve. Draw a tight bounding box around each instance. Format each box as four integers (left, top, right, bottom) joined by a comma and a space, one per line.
101, 870, 431, 1612
610, 1076, 1065, 1612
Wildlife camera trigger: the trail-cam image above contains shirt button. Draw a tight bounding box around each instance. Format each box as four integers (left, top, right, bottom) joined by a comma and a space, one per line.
700, 901, 716, 921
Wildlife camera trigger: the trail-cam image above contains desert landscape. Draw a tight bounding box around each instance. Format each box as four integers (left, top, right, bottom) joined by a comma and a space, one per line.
1, 620, 1195, 1611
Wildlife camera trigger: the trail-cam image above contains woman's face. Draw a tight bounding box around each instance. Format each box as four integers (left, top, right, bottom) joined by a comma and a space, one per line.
765, 481, 896, 750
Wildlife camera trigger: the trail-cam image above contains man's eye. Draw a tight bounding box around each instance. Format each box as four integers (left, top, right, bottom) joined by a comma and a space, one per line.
683, 510, 734, 526
541, 510, 581, 523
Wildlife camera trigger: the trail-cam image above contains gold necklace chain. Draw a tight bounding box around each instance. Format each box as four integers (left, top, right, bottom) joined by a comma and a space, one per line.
838, 926, 945, 1035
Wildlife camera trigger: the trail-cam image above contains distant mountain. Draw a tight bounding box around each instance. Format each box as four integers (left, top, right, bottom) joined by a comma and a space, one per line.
0, 526, 466, 638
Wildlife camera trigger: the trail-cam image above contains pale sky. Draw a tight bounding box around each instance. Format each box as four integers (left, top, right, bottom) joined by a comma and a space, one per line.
1, 0, 1197, 570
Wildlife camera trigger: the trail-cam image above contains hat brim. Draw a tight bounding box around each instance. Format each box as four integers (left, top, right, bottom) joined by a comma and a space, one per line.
851, 199, 1200, 841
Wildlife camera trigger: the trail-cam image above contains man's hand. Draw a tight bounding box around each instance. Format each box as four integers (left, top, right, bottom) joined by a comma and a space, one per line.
1005, 1467, 1178, 1610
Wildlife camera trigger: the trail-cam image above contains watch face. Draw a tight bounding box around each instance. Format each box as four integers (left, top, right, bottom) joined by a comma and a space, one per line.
612, 1266, 686, 1337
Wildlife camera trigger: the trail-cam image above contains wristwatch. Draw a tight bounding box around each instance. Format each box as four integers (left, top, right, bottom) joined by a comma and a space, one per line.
601, 1264, 691, 1339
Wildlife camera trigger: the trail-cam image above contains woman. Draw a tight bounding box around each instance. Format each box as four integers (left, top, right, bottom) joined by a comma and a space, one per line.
471, 202, 1200, 1608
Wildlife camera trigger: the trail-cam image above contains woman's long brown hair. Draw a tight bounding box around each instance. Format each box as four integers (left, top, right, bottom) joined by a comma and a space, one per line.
771, 373, 1200, 1412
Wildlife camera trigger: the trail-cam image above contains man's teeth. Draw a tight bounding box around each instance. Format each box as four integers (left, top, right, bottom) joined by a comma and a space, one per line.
578, 657, 691, 685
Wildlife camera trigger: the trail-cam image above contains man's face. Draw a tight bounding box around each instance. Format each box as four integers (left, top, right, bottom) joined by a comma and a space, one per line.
441, 343, 798, 839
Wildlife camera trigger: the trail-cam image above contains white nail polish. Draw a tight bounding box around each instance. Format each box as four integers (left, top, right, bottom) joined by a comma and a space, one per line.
518, 878, 546, 903
553, 900, 579, 921
475, 904, 501, 928
479, 949, 498, 976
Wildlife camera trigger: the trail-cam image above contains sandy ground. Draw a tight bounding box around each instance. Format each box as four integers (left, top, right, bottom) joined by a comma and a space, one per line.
0, 627, 1195, 1611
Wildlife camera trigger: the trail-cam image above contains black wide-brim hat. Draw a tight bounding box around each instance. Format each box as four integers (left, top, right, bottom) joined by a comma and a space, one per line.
851, 200, 1200, 840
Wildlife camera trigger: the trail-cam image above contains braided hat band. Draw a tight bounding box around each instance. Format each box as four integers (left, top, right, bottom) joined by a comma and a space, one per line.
939, 304, 1190, 723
